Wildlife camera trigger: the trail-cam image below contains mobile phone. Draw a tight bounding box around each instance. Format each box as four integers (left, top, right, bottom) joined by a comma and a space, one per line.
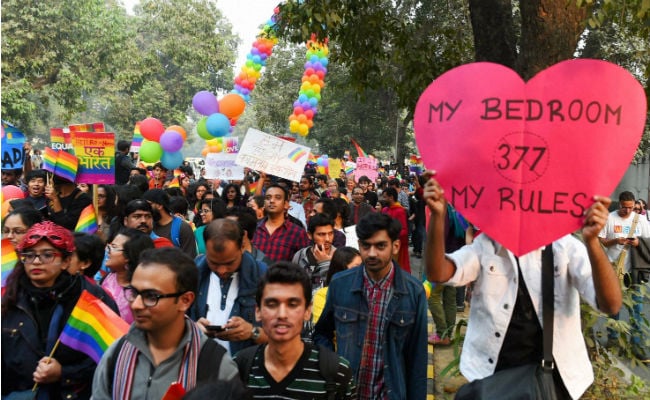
206, 325, 226, 332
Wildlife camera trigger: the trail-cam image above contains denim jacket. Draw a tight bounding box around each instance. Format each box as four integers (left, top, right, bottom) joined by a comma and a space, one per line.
190, 251, 264, 355
313, 264, 428, 400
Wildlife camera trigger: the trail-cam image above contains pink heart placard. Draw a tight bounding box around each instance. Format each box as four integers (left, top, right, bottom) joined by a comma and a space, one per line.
414, 59, 647, 256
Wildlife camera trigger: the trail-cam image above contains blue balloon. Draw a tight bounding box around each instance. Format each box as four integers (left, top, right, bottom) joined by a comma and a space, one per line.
161, 150, 184, 170
206, 113, 230, 137
320, 58, 329, 67
298, 94, 308, 103
309, 98, 319, 107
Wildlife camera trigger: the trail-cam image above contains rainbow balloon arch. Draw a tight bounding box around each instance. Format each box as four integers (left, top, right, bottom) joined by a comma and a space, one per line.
136, 8, 330, 170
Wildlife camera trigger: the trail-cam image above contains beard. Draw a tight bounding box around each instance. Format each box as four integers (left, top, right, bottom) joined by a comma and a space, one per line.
151, 208, 162, 222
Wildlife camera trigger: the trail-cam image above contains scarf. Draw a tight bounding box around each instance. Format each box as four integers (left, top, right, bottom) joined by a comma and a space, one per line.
112, 318, 202, 400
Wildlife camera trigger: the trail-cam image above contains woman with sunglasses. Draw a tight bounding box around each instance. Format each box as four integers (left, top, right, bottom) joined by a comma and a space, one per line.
194, 197, 227, 255
101, 228, 155, 323
1, 221, 118, 400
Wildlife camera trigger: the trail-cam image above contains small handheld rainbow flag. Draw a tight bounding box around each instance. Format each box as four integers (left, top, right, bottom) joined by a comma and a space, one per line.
130, 122, 143, 153
59, 290, 130, 363
42, 147, 59, 173
54, 151, 78, 182
75, 205, 98, 234
1, 238, 18, 289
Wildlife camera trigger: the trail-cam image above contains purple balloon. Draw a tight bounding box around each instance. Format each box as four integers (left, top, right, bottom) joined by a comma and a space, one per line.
159, 130, 184, 152
192, 91, 219, 116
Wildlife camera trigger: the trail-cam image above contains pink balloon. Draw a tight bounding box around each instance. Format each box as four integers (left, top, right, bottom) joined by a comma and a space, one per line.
2, 185, 24, 200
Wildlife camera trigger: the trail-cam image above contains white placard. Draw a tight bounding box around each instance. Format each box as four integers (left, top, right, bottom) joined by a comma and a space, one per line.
235, 128, 311, 182
204, 153, 245, 180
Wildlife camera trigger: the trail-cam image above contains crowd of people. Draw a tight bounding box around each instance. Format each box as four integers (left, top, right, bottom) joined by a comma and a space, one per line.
1, 144, 647, 399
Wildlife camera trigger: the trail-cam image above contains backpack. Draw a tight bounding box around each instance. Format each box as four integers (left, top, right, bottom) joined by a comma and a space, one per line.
107, 336, 226, 390
170, 216, 182, 247
235, 344, 348, 400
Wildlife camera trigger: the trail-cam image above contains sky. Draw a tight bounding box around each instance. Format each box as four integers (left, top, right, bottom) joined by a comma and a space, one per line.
122, 0, 281, 70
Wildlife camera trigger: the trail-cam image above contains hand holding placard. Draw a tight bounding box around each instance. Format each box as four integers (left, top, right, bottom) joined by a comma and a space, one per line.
414, 59, 646, 256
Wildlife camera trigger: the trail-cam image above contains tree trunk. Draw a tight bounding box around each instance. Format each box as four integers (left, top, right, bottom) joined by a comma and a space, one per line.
517, 0, 586, 79
469, 0, 586, 79
468, 0, 517, 69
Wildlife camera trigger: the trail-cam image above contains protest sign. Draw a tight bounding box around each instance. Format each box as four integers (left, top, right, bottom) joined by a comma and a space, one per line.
71, 132, 115, 184
50, 128, 73, 151
329, 158, 343, 179
414, 59, 647, 256
354, 156, 378, 182
204, 153, 245, 180
1, 122, 26, 170
236, 128, 310, 182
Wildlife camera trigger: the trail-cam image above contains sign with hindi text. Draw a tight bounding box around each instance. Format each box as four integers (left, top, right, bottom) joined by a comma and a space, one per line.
236, 128, 310, 182
354, 156, 378, 181
71, 132, 115, 184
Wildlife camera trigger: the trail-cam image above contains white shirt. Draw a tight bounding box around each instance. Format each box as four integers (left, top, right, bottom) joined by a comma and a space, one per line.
206, 272, 239, 354
598, 211, 650, 272
445, 234, 601, 399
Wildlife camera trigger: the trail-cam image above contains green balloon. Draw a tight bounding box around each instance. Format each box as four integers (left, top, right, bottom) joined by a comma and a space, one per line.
140, 140, 163, 162
196, 116, 214, 140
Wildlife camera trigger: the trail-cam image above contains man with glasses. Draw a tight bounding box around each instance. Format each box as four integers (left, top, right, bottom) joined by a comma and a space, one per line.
92, 247, 243, 399
191, 219, 268, 356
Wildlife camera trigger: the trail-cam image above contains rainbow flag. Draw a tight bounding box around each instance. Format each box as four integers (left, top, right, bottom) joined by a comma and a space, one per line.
69, 122, 105, 133
288, 147, 307, 162
42, 147, 59, 173
75, 205, 98, 234
350, 138, 368, 158
1, 238, 18, 289
54, 151, 78, 182
59, 290, 130, 363
168, 177, 180, 188
130, 122, 143, 153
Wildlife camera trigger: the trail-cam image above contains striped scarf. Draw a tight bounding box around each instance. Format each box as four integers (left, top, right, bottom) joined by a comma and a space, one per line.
112, 318, 202, 400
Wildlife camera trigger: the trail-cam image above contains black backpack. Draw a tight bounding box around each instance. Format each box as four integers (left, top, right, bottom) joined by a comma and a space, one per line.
235, 344, 349, 400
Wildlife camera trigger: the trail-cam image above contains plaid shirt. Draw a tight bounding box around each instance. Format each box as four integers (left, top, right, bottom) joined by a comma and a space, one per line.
358, 264, 395, 400
252, 217, 310, 262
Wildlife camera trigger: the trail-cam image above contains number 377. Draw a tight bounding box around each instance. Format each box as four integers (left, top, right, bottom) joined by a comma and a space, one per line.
496, 145, 547, 171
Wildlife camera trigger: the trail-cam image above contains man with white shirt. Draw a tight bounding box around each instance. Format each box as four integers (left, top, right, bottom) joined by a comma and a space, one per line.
191, 218, 267, 355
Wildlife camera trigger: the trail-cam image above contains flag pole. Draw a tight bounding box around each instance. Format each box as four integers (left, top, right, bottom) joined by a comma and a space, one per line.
32, 338, 62, 392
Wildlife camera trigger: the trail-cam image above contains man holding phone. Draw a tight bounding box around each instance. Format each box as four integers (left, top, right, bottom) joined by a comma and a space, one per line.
191, 219, 268, 356
599, 191, 650, 361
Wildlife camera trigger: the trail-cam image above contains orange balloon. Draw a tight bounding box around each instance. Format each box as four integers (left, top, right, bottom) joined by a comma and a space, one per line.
219, 94, 246, 119
201, 148, 209, 157
167, 125, 187, 141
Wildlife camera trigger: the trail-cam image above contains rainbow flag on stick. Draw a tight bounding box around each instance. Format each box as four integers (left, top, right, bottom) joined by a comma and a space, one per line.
42, 148, 59, 174
350, 138, 368, 158
54, 151, 78, 182
59, 290, 129, 363
75, 205, 98, 234
2, 238, 18, 289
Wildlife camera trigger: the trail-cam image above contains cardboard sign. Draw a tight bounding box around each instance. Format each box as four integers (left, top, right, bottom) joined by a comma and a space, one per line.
204, 153, 245, 180
414, 59, 647, 256
329, 158, 343, 179
1, 125, 26, 170
50, 128, 73, 151
71, 132, 116, 184
354, 156, 378, 181
236, 128, 310, 182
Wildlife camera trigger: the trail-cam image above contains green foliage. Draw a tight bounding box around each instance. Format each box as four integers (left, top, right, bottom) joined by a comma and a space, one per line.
580, 283, 650, 398
1, 0, 237, 141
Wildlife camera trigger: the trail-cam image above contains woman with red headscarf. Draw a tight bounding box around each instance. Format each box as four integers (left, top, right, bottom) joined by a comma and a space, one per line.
1, 221, 117, 399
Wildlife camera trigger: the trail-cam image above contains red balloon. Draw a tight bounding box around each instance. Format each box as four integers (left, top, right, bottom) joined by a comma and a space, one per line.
316, 71, 325, 80
294, 107, 304, 115
305, 68, 315, 76
140, 117, 165, 141
304, 109, 314, 120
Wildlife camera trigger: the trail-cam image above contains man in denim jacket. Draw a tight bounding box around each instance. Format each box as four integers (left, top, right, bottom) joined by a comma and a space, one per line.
190, 219, 267, 356
314, 213, 428, 399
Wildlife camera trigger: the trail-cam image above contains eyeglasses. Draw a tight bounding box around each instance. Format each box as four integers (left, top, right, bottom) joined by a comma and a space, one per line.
20, 250, 64, 264
123, 286, 187, 307
199, 209, 212, 215
2, 228, 28, 236
106, 244, 124, 253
